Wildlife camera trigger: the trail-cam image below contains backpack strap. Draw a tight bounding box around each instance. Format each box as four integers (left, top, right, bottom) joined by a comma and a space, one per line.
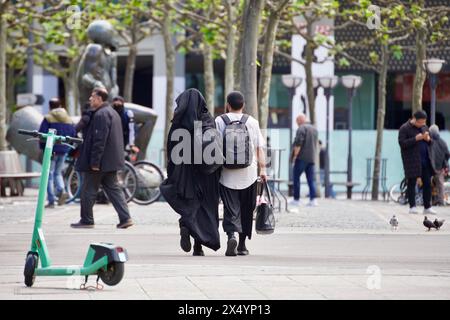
240, 114, 250, 124
220, 114, 231, 126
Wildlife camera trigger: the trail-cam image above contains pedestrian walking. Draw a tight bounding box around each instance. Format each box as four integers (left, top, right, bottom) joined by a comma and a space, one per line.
215, 91, 266, 256
290, 113, 318, 207
429, 124, 450, 206
398, 110, 435, 214
160, 88, 222, 256
38, 98, 76, 208
111, 96, 138, 153
70, 88, 133, 229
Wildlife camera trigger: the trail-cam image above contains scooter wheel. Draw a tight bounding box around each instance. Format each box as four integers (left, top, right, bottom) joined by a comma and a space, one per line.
24, 253, 38, 287
98, 262, 124, 286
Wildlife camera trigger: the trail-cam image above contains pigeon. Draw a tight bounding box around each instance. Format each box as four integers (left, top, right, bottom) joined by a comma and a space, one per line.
389, 215, 399, 230
433, 219, 445, 230
423, 216, 437, 231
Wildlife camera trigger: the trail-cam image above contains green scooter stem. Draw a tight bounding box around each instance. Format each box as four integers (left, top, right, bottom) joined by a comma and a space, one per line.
30, 130, 54, 267
28, 129, 109, 276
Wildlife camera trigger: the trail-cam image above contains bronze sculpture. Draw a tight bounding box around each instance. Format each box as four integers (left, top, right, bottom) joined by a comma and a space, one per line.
8, 20, 158, 162
76, 20, 119, 110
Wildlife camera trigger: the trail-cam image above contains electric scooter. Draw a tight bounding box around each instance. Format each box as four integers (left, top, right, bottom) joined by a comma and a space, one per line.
18, 129, 128, 288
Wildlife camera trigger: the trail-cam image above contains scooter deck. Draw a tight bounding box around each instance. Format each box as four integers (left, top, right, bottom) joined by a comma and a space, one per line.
35, 256, 108, 276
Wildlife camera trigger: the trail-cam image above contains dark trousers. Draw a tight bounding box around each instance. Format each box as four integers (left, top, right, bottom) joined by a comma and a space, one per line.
293, 159, 316, 200
407, 163, 432, 209
80, 171, 131, 224
219, 181, 257, 239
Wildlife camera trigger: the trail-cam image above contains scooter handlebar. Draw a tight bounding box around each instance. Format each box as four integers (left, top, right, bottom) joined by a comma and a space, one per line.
65, 136, 83, 144
18, 129, 40, 137
18, 129, 83, 144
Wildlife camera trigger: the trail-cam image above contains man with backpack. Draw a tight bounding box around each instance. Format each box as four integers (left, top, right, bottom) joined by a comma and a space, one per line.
111, 96, 139, 155
215, 91, 266, 257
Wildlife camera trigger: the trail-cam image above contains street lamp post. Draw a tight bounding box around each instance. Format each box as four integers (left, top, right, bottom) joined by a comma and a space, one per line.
282, 75, 302, 184
282, 74, 303, 146
341, 75, 362, 199
424, 58, 445, 125
318, 76, 339, 198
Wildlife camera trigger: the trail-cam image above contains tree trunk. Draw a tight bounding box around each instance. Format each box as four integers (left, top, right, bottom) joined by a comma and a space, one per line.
6, 66, 14, 123
304, 32, 322, 196
124, 43, 138, 102
412, 28, 427, 114
239, 0, 265, 118
224, 0, 236, 103
162, 13, 175, 164
257, 6, 283, 130
371, 44, 388, 200
0, 13, 7, 151
233, 0, 247, 91
203, 42, 215, 115
304, 26, 316, 125
64, 64, 79, 116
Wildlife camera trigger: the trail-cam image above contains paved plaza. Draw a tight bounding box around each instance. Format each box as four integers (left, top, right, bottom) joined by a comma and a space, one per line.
0, 189, 449, 300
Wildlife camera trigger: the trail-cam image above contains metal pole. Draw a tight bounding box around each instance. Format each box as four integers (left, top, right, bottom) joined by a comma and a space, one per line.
289, 88, 295, 181
25, 30, 34, 185
429, 73, 437, 125
347, 87, 354, 199
324, 88, 331, 198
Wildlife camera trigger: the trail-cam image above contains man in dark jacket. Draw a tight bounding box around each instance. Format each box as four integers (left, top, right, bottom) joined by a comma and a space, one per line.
71, 88, 133, 229
398, 110, 435, 214
39, 98, 75, 208
290, 113, 318, 207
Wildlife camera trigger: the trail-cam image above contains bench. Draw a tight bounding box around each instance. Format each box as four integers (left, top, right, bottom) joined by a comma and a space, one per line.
0, 173, 41, 196
330, 181, 361, 199
0, 151, 41, 197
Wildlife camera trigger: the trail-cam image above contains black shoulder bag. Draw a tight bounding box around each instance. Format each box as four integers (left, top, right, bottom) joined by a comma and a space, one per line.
255, 181, 275, 234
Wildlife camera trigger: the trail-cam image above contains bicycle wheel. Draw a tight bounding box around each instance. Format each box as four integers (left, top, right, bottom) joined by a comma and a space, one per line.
66, 166, 82, 204
132, 161, 164, 205
117, 161, 137, 203
389, 184, 402, 203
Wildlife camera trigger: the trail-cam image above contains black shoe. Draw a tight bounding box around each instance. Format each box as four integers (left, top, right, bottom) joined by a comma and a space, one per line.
193, 241, 204, 256
117, 219, 134, 229
193, 249, 205, 256
237, 246, 249, 256
45, 203, 55, 209
180, 226, 191, 252
70, 221, 94, 229
225, 237, 238, 256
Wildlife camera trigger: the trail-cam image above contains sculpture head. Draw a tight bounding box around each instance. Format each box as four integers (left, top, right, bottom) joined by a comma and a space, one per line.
87, 20, 118, 51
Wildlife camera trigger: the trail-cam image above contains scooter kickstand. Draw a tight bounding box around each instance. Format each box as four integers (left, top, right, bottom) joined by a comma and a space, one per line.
96, 275, 104, 290
80, 275, 89, 290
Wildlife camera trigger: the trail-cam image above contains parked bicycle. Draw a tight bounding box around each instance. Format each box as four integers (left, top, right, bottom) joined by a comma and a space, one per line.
389, 174, 449, 206
125, 146, 165, 205
63, 146, 137, 204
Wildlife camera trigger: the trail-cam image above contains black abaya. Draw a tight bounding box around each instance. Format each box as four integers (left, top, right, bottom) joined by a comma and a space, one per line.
160, 88, 221, 251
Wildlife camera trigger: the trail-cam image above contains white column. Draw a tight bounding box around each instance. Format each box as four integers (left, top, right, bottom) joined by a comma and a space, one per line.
290, 18, 335, 133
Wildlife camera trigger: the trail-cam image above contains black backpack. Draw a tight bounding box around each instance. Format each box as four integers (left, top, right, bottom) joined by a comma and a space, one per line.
221, 114, 252, 169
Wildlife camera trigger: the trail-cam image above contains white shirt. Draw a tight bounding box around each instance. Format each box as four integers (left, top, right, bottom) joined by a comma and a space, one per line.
215, 112, 265, 190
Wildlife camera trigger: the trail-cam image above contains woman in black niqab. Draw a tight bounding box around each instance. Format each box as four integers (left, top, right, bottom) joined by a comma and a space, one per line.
160, 88, 221, 254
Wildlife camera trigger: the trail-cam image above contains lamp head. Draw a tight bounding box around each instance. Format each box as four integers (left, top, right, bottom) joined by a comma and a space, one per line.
341, 75, 363, 89
282, 75, 302, 88
424, 58, 445, 74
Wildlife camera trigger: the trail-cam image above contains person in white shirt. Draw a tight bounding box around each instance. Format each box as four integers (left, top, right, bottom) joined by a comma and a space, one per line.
215, 91, 266, 256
